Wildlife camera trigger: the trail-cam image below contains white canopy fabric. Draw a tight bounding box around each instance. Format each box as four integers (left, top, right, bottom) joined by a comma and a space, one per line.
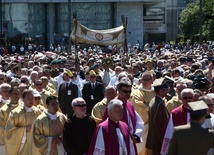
70, 20, 125, 46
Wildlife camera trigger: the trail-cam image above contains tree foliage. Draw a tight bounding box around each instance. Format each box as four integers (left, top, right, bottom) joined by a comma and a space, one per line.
179, 0, 214, 41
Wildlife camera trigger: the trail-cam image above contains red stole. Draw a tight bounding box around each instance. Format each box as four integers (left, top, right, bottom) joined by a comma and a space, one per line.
102, 100, 136, 134
171, 105, 189, 126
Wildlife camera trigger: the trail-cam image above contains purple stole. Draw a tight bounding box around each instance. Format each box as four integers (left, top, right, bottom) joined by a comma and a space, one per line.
102, 100, 137, 134
88, 119, 137, 155
171, 105, 188, 126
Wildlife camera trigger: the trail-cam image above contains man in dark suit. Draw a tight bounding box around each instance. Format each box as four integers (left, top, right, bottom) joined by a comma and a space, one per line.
146, 77, 170, 155
58, 69, 79, 116
82, 70, 104, 115
166, 100, 214, 155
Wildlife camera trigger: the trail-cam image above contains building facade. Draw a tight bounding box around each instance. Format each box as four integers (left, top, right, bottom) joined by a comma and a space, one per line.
165, 0, 196, 43
0, 0, 189, 49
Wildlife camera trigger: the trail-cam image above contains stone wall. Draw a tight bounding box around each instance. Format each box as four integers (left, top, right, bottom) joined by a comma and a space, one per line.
115, 2, 144, 46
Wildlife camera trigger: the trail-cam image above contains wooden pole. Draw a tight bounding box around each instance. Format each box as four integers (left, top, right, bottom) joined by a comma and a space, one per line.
68, 0, 71, 53
73, 11, 79, 63
121, 15, 128, 53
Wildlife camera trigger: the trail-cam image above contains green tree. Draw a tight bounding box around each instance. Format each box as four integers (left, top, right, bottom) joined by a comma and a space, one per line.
202, 0, 214, 40
179, 0, 214, 41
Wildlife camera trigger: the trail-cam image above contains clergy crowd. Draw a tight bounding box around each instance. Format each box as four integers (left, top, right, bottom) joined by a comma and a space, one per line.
0, 42, 214, 155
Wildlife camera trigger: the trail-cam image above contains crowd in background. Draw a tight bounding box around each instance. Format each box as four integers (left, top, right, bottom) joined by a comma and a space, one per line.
0, 41, 214, 154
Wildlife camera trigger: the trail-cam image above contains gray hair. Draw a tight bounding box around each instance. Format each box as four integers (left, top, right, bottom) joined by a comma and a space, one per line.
180, 88, 194, 97
118, 71, 128, 81
11, 78, 20, 83
28, 61, 34, 66
0, 83, 11, 91
107, 99, 123, 113
157, 60, 164, 64
116, 77, 132, 90
0, 72, 6, 76
20, 75, 30, 81
30, 71, 38, 76
105, 86, 116, 92
71, 97, 86, 107
115, 66, 123, 71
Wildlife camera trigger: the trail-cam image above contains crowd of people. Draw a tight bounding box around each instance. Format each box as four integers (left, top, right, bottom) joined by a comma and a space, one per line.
0, 41, 214, 155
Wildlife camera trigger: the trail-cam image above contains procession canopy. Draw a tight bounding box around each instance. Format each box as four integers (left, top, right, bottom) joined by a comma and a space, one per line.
70, 19, 126, 46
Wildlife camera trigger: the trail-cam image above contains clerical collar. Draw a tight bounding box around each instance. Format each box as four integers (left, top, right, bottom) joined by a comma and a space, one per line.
24, 106, 33, 112
47, 111, 57, 120
10, 102, 19, 106
139, 84, 154, 92
182, 105, 191, 111
38, 90, 44, 94
109, 118, 119, 128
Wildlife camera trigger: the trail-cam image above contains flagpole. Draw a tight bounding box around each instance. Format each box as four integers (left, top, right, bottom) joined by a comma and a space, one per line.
122, 15, 128, 54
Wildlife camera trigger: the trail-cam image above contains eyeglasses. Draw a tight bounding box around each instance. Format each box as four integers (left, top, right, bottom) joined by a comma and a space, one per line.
119, 89, 132, 94
75, 104, 87, 107
36, 83, 42, 86
183, 96, 193, 100
34, 97, 41, 100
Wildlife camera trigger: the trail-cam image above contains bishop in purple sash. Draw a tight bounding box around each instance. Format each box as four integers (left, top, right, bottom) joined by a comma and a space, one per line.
88, 99, 138, 155
102, 77, 144, 142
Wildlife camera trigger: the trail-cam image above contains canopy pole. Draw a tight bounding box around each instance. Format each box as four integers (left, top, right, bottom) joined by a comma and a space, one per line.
122, 15, 128, 53
73, 11, 78, 62
68, 0, 71, 53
